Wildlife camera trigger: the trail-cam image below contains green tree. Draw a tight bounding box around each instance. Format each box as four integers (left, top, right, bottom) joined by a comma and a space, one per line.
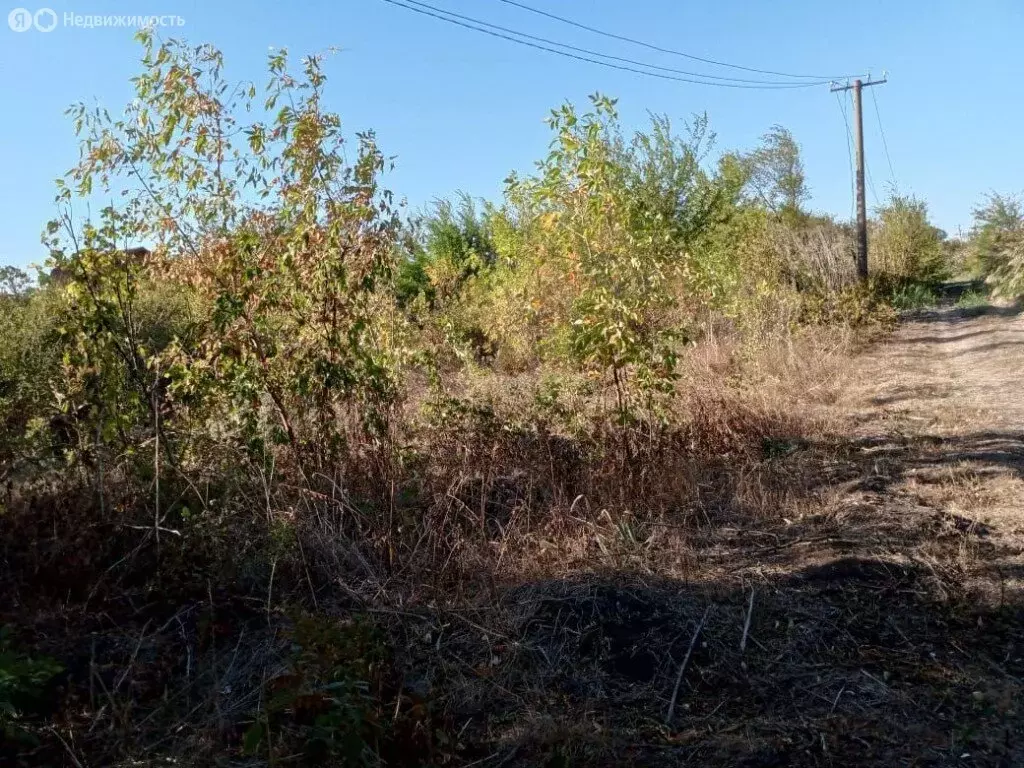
0, 266, 31, 298
46, 31, 405, 474
872, 194, 948, 284
396, 195, 497, 310
470, 95, 727, 417
968, 192, 1024, 282
419, 195, 496, 303
743, 125, 809, 222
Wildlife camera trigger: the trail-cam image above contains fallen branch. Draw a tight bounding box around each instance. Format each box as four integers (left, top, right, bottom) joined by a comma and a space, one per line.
48, 726, 84, 768
665, 605, 712, 725
740, 588, 756, 654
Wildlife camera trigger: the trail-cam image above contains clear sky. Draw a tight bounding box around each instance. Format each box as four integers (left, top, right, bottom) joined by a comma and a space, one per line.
1, 0, 1022, 270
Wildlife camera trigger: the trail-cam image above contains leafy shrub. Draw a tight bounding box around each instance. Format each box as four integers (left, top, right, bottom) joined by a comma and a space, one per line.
436, 96, 732, 419
965, 194, 1024, 298
987, 232, 1024, 298
0, 286, 64, 462
45, 32, 407, 481
795, 280, 897, 329
886, 281, 938, 311
968, 193, 1024, 277
399, 196, 501, 363
243, 615, 391, 765
0, 627, 63, 741
955, 287, 990, 308
738, 124, 809, 223
871, 195, 949, 285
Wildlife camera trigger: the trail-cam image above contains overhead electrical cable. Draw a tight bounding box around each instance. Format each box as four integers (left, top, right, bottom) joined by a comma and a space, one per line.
836, 89, 880, 208
381, 0, 839, 89
395, 0, 832, 85
836, 91, 856, 218
870, 86, 898, 190
495, 0, 861, 81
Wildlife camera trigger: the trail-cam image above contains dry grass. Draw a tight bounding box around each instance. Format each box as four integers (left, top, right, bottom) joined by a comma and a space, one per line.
3, 302, 1024, 766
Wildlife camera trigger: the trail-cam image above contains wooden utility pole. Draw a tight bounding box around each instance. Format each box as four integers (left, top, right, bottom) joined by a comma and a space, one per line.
832, 77, 887, 281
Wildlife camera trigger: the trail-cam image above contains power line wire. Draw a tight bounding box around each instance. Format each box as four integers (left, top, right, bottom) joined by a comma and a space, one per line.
396, 0, 829, 85
381, 0, 833, 89
866, 157, 880, 207
495, 0, 861, 81
835, 90, 880, 210
870, 86, 898, 190
835, 91, 856, 219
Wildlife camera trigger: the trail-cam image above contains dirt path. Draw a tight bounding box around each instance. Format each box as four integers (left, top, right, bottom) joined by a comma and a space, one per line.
837, 301, 1024, 602
851, 300, 1024, 436
804, 300, 1024, 766
670, 301, 1024, 766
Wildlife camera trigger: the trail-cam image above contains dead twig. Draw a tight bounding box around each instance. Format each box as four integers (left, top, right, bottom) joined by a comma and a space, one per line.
48, 726, 85, 768
665, 605, 712, 725
830, 683, 847, 714
113, 620, 151, 695
740, 588, 755, 654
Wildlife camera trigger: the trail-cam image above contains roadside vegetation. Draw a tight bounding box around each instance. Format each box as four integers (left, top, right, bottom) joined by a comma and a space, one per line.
1, 35, 1019, 766
967, 192, 1024, 298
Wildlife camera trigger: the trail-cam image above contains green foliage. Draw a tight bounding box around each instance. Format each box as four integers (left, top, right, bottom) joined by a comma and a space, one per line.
447, 95, 730, 418
795, 280, 897, 329
691, 204, 764, 311
0, 285, 65, 461
955, 287, 990, 309
422, 195, 496, 295
969, 193, 1023, 273
871, 194, 949, 285
886, 281, 938, 311
243, 615, 389, 766
398, 195, 500, 360
0, 266, 31, 298
0, 34, 930, 495
394, 234, 434, 310
941, 237, 971, 278
988, 234, 1024, 298
0, 627, 63, 740
968, 193, 1024, 297
740, 125, 809, 223
21, 29, 922, 471
45, 32, 407, 476
46, 219, 175, 462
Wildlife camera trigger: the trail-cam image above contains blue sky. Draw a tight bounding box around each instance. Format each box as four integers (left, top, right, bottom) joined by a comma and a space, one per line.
1, 0, 1022, 270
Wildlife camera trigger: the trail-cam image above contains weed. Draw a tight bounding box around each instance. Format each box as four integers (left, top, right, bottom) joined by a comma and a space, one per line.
0, 627, 63, 744
955, 287, 990, 309
887, 281, 939, 310
243, 615, 390, 765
